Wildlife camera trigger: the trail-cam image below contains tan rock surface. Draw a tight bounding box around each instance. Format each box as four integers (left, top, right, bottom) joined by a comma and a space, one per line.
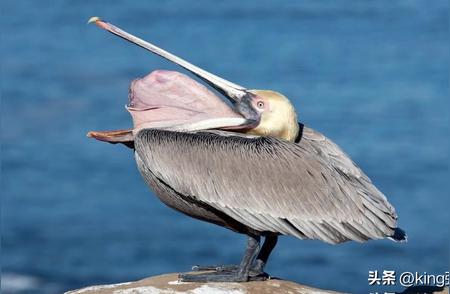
65, 272, 344, 294
65, 272, 450, 294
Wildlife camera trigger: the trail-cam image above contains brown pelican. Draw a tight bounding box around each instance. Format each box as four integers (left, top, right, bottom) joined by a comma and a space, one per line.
87, 17, 406, 282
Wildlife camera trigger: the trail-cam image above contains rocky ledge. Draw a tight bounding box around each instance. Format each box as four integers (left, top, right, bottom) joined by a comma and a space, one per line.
66, 273, 450, 294
65, 272, 343, 294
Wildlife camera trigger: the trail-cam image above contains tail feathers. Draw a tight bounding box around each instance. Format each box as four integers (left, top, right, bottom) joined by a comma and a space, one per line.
389, 227, 407, 242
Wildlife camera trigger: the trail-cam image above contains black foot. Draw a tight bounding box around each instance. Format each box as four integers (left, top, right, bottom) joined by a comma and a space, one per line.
192, 264, 268, 278
192, 264, 238, 272
179, 270, 268, 282
182, 235, 273, 283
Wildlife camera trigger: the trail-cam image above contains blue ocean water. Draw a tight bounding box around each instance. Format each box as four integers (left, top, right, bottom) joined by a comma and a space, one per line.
1, 1, 448, 293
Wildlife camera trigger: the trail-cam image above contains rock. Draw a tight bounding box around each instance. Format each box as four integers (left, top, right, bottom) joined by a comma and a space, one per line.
65, 272, 343, 294
66, 273, 450, 294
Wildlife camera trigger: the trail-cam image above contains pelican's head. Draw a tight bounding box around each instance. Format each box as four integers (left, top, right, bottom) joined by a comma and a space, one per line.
240, 90, 299, 142
87, 18, 300, 144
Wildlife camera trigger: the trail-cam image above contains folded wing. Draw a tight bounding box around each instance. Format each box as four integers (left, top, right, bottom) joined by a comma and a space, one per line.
135, 127, 398, 244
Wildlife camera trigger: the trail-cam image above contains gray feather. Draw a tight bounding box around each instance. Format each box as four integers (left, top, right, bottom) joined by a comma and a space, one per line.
134, 126, 399, 244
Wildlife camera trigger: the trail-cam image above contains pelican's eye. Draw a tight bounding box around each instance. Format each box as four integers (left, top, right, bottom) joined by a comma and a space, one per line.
256, 101, 265, 109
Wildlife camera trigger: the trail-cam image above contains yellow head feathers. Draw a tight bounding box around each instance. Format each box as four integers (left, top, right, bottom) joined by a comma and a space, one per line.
246, 90, 299, 142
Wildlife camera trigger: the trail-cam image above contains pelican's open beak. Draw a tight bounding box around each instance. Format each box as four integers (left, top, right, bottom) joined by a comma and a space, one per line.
87, 17, 260, 145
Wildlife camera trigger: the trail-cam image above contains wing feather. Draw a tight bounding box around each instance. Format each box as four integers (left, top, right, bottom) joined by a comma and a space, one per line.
135, 128, 398, 244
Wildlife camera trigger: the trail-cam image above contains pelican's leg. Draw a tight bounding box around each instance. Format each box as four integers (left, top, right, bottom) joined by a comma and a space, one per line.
179, 235, 263, 282
192, 235, 278, 278
251, 235, 278, 277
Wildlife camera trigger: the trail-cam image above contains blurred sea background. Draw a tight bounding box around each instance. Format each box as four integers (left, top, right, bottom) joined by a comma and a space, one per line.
1, 1, 448, 293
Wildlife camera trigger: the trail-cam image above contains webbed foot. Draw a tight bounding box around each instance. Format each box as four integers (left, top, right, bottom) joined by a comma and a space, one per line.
179, 270, 268, 282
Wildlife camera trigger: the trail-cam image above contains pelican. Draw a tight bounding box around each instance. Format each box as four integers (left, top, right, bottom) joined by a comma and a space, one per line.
87, 17, 406, 283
